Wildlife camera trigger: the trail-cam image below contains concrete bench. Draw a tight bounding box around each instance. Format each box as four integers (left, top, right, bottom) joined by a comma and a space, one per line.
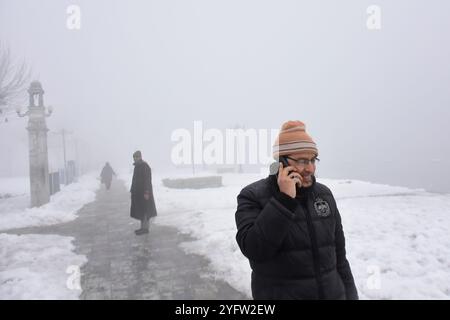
162, 176, 223, 189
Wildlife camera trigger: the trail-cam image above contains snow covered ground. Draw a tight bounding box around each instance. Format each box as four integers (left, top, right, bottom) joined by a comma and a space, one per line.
0, 233, 86, 299
120, 171, 450, 300
2, 170, 449, 300
0, 174, 100, 231
0, 173, 100, 299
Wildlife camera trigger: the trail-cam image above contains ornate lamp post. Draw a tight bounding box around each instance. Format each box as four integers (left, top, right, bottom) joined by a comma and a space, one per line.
17, 81, 53, 207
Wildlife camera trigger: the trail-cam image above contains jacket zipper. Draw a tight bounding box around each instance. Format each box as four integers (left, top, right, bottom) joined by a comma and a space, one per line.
302, 197, 324, 299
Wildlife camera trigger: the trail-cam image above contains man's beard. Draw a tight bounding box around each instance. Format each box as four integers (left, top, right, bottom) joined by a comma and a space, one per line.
299, 174, 314, 187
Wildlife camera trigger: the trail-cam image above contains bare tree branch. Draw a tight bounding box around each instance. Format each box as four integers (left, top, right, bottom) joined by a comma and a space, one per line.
0, 43, 32, 116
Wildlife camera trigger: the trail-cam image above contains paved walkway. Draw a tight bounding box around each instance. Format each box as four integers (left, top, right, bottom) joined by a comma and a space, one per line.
5, 180, 248, 300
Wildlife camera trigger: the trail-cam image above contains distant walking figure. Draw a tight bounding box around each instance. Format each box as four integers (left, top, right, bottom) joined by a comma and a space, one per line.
100, 162, 116, 190
130, 150, 157, 235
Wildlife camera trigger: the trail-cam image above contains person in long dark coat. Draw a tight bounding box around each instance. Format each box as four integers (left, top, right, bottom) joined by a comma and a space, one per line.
100, 162, 116, 190
130, 150, 157, 235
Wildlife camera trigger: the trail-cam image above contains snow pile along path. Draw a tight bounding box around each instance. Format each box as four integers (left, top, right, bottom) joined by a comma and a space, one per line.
0, 174, 100, 231
0, 233, 86, 299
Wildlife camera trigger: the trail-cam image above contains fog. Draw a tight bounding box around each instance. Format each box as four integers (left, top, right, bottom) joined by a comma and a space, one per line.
1, 0, 449, 192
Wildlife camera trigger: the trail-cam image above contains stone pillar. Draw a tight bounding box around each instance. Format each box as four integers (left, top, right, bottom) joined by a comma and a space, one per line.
18, 81, 52, 207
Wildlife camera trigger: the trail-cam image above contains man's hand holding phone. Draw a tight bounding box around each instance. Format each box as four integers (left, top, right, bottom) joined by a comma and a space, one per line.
277, 162, 303, 198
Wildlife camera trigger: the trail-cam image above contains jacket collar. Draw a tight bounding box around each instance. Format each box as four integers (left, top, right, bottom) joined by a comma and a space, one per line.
268, 174, 317, 198
133, 160, 143, 166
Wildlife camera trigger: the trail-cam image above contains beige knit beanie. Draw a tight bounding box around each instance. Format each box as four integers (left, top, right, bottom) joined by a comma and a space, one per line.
272, 120, 318, 159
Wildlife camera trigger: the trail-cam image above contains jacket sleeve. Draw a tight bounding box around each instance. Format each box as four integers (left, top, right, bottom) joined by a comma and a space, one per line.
130, 174, 133, 192
143, 164, 151, 193
130, 169, 136, 193
334, 205, 359, 300
235, 187, 297, 262
144, 166, 152, 193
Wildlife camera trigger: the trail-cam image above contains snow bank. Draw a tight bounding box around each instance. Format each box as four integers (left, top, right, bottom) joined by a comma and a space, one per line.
339, 193, 450, 299
0, 173, 100, 299
0, 173, 100, 231
0, 233, 86, 299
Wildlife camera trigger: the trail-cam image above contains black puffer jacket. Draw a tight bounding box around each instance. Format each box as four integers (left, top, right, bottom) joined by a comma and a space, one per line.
235, 175, 358, 300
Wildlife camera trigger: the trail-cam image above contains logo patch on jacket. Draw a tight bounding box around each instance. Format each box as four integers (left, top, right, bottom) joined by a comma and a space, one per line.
314, 198, 331, 217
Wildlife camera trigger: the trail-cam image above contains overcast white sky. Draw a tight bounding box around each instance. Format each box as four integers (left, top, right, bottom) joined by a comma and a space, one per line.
1, 0, 449, 192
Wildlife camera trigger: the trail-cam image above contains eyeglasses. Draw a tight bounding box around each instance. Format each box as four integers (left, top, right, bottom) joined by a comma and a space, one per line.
286, 156, 320, 167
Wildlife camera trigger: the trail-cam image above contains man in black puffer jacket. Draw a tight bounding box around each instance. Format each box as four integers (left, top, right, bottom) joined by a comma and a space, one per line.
235, 121, 358, 300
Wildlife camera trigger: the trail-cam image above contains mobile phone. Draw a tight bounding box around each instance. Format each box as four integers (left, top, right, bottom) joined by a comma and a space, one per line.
280, 156, 290, 169
269, 156, 293, 176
